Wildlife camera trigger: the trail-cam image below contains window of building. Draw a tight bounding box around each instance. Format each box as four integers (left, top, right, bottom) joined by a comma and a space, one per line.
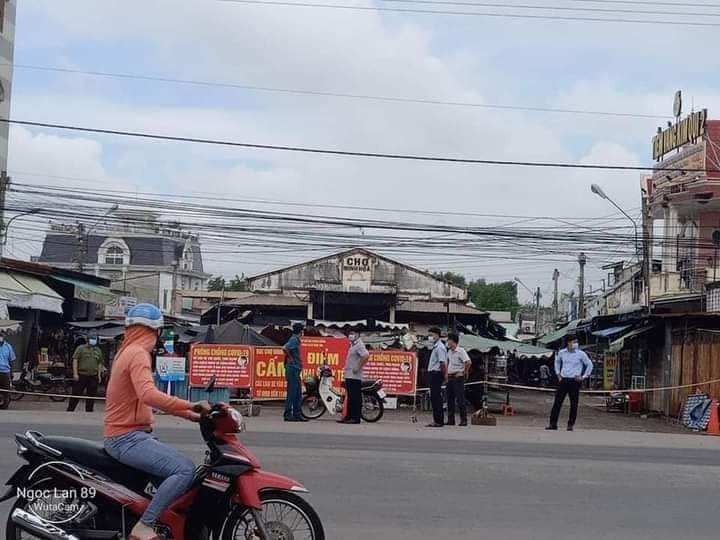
182, 297, 193, 311
104, 246, 125, 265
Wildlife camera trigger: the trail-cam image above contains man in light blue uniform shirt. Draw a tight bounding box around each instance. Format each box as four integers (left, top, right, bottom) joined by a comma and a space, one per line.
426, 327, 448, 428
0, 332, 17, 409
546, 335, 593, 431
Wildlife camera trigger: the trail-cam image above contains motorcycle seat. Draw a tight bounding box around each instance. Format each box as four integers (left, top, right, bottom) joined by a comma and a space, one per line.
361, 379, 380, 389
37, 435, 158, 488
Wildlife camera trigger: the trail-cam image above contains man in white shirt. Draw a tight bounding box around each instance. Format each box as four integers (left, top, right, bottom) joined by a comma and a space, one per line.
546, 335, 593, 431
446, 332, 471, 426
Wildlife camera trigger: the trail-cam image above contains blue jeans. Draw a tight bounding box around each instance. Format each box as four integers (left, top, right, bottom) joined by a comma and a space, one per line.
284, 365, 303, 418
104, 431, 195, 526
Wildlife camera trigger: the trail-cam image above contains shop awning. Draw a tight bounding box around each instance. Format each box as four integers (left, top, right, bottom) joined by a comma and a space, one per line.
538, 319, 581, 345
0, 271, 64, 314
51, 275, 118, 306
376, 320, 410, 331
591, 325, 630, 338
436, 334, 555, 359
609, 325, 655, 353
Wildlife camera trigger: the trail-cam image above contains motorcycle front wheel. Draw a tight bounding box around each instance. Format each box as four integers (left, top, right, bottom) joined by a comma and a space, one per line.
300, 395, 326, 420
361, 393, 384, 423
222, 490, 325, 540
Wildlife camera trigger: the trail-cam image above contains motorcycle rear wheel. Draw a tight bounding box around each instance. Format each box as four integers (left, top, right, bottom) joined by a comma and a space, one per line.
300, 395, 326, 420
48, 383, 68, 403
222, 490, 325, 540
361, 393, 384, 423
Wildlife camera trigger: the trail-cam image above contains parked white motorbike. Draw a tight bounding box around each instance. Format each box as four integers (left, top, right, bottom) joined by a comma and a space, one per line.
301, 364, 386, 422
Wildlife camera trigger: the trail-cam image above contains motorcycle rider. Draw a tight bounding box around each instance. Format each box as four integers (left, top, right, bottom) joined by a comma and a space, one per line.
103, 304, 211, 540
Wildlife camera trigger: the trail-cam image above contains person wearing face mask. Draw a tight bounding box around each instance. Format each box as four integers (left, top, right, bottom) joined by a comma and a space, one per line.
0, 331, 17, 410
67, 333, 105, 413
104, 303, 210, 540
426, 327, 448, 428
339, 329, 370, 424
546, 335, 593, 431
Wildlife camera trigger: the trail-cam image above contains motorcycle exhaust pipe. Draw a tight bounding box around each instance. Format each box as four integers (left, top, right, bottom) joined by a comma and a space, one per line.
11, 508, 80, 540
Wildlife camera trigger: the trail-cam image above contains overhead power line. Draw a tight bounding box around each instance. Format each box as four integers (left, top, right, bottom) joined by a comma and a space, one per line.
1, 118, 702, 173
381, 0, 720, 17
217, 0, 720, 27
9, 63, 668, 120
569, 0, 720, 8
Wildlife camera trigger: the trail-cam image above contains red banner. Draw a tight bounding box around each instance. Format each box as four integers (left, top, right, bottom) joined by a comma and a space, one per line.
365, 350, 417, 394
301, 336, 349, 388
189, 344, 253, 388
253, 346, 288, 399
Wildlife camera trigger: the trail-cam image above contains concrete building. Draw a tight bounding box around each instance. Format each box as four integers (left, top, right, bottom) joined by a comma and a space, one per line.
0, 0, 16, 172
646, 94, 720, 312
36, 210, 210, 314
202, 248, 499, 335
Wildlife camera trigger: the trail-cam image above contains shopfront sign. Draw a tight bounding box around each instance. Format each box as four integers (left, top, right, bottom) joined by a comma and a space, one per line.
189, 344, 253, 387
341, 254, 375, 290
652, 106, 707, 161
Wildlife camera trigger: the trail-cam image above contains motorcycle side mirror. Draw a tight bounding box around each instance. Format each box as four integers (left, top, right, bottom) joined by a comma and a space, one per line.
205, 375, 217, 394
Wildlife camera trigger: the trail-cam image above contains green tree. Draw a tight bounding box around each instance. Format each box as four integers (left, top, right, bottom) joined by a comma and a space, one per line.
207, 274, 247, 292
468, 279, 520, 315
207, 276, 226, 291
432, 271, 467, 288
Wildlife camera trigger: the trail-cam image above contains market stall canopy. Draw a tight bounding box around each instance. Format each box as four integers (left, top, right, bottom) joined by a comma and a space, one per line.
419, 333, 554, 359
51, 275, 118, 306
178, 319, 278, 346
67, 320, 124, 329
609, 325, 655, 353
591, 325, 631, 338
0, 319, 22, 332
0, 271, 64, 313
537, 319, 581, 346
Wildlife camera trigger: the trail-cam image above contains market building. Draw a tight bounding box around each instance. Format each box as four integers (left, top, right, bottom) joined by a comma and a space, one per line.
36, 210, 211, 315
201, 248, 500, 335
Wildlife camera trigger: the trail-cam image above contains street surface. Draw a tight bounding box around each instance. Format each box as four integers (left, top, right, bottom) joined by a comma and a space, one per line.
0, 401, 719, 540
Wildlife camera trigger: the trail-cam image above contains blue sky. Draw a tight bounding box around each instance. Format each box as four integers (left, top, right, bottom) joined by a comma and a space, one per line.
7, 0, 720, 301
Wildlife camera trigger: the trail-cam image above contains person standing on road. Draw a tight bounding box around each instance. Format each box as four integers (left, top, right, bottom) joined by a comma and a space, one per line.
339, 329, 370, 425
446, 332, 470, 426
68, 334, 105, 413
283, 322, 307, 422
0, 332, 16, 409
546, 335, 593, 431
426, 327, 448, 428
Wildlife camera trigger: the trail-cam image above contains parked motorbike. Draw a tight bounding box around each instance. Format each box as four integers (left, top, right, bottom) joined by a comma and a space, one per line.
1, 376, 325, 540
11, 362, 71, 402
301, 364, 386, 422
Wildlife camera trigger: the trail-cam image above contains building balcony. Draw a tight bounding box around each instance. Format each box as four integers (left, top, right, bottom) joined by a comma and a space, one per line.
649, 271, 705, 301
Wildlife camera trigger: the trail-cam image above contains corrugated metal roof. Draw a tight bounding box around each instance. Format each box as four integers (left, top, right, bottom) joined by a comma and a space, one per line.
396, 301, 485, 315
224, 294, 307, 307
537, 319, 581, 345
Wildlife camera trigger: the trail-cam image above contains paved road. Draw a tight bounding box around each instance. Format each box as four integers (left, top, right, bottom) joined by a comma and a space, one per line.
0, 412, 718, 540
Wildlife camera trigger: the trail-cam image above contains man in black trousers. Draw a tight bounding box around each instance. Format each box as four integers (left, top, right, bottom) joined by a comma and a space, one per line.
546, 335, 593, 431
426, 327, 447, 428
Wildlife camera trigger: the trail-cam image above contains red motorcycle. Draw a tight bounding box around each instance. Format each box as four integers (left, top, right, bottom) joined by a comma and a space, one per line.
0, 378, 325, 540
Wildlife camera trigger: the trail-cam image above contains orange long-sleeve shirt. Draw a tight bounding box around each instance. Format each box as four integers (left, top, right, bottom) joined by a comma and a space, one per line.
104, 326, 193, 438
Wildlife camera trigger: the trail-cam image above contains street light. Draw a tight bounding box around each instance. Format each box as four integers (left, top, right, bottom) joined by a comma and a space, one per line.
1, 208, 42, 249
590, 183, 639, 259
515, 277, 541, 336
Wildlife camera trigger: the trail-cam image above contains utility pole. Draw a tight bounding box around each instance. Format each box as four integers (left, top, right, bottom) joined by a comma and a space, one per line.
76, 222, 86, 272
534, 286, 542, 337
0, 171, 9, 258
578, 252, 587, 319
641, 187, 652, 312
552, 268, 559, 322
